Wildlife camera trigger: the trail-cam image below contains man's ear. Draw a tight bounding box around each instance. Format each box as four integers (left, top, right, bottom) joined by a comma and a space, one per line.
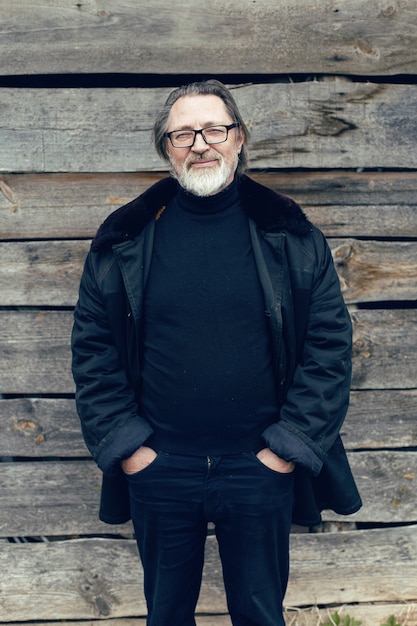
236, 128, 244, 153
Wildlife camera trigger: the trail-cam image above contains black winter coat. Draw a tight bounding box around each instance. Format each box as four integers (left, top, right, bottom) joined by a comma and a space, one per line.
71, 175, 362, 526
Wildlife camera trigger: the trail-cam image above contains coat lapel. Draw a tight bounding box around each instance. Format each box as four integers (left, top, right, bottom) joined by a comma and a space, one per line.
91, 175, 312, 253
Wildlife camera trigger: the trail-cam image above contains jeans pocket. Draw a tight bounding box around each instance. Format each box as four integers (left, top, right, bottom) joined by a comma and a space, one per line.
125, 451, 162, 480
251, 451, 295, 478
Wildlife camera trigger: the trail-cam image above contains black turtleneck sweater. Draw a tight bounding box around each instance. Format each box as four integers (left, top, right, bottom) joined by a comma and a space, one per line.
140, 181, 279, 455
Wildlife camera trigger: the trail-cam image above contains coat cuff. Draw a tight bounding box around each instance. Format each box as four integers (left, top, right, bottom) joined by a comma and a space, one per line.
262, 422, 323, 476
96, 416, 154, 476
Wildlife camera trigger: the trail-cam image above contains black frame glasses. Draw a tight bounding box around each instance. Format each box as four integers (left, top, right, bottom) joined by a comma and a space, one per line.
164, 123, 240, 148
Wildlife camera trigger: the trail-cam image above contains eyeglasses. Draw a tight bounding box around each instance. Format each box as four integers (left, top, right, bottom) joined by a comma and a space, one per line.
164, 123, 240, 148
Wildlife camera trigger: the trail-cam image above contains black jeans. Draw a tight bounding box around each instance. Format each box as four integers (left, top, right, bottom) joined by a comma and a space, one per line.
127, 451, 294, 626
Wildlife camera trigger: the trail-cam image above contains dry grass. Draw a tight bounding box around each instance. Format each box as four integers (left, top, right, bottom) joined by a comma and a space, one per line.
283, 604, 417, 626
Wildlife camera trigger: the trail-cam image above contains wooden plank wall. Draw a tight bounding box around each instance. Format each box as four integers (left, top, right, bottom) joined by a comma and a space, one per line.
0, 2, 416, 625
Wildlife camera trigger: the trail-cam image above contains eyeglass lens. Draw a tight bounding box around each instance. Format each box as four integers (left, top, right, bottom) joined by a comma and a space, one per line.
171, 126, 229, 147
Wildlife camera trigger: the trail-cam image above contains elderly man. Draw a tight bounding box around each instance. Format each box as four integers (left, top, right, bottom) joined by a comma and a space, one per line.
72, 79, 361, 626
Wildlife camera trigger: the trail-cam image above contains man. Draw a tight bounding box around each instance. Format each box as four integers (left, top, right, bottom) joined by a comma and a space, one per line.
72, 79, 361, 626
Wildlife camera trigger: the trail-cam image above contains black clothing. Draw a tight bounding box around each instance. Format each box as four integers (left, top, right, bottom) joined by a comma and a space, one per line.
72, 174, 362, 527
127, 451, 292, 626
141, 182, 279, 455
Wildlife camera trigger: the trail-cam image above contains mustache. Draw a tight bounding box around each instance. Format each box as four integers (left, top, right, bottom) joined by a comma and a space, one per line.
185, 151, 221, 166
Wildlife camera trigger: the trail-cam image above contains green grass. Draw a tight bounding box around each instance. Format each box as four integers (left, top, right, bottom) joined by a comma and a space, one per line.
322, 612, 401, 626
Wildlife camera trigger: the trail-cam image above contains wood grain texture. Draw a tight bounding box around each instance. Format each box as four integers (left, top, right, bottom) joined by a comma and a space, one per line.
2, 620, 231, 626
1, 391, 416, 458
3, 604, 417, 626
0, 619, 231, 626
4, 605, 416, 626
1, 171, 416, 240
332, 239, 417, 303
0, 527, 416, 620
1, 239, 415, 306
0, 241, 89, 307
0, 451, 415, 537
0, 310, 415, 393
2, 81, 417, 172
0, 460, 132, 537
0, 3, 416, 620
325, 451, 417, 524
351, 309, 417, 389
0, 310, 73, 394
286, 524, 417, 606
0, 72, 415, 620
343, 390, 417, 450
0, 398, 87, 457
1, 0, 417, 76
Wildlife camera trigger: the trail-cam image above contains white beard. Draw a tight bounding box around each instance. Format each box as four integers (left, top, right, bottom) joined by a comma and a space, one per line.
171, 152, 238, 197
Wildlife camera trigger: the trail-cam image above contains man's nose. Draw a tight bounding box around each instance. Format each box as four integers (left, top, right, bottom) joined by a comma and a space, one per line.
191, 132, 208, 152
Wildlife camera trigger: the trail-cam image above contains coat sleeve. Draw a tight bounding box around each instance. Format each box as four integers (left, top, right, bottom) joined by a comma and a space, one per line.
71, 252, 153, 476
263, 230, 352, 476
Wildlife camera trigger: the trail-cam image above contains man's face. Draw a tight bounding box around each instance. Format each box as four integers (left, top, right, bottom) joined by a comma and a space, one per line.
166, 94, 244, 197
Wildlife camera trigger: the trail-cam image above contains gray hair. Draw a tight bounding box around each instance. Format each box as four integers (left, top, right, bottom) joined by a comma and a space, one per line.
153, 79, 250, 175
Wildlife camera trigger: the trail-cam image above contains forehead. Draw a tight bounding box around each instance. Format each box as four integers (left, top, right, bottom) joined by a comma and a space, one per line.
167, 94, 231, 129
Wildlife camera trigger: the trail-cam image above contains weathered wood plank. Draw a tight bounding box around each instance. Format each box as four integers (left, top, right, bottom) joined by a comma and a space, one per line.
0, 619, 232, 626
0, 173, 159, 240
0, 241, 88, 307
3, 82, 417, 172
0, 460, 132, 538
0, 311, 73, 395
1, 239, 415, 306
0, 615, 229, 626
0, 398, 87, 457
5, 605, 416, 626
1, 620, 232, 626
0, 527, 416, 620
287, 525, 417, 607
343, 390, 417, 450
351, 309, 417, 389
1, 171, 417, 240
1, 0, 417, 76
0, 537, 147, 621
323, 451, 417, 524
0, 452, 415, 537
1, 392, 416, 458
0, 310, 415, 394
332, 239, 417, 304
244, 80, 417, 170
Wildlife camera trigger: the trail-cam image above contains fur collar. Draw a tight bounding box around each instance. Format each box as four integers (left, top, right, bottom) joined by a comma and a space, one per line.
91, 175, 312, 252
